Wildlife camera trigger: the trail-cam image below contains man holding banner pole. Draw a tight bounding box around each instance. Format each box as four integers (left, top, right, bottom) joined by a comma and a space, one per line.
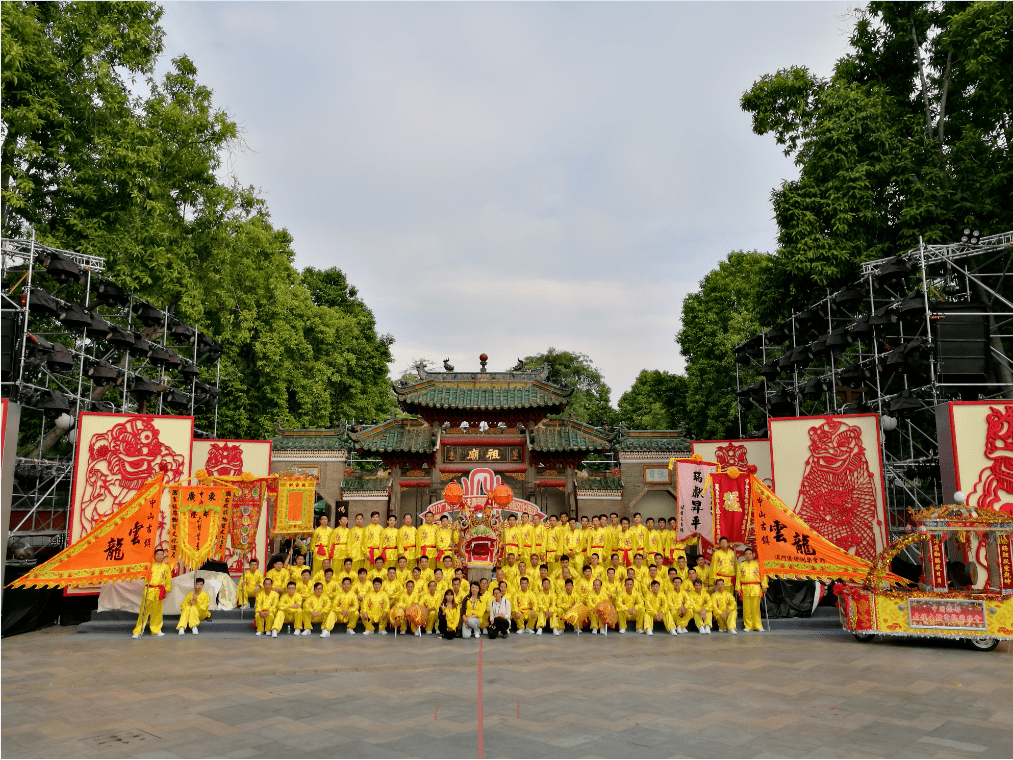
132, 548, 172, 638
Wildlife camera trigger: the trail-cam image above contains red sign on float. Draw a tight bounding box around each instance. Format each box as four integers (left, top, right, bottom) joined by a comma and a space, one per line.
907, 598, 987, 630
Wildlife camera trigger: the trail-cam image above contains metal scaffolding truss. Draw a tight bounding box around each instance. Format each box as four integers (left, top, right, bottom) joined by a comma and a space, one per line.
2, 235, 222, 551
733, 230, 1013, 536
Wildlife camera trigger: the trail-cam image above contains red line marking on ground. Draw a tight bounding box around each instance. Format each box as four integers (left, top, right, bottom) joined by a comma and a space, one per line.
477, 638, 484, 759
434, 700, 440, 720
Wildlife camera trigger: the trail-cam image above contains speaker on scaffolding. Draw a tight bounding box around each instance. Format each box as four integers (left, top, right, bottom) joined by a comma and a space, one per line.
933, 302, 988, 386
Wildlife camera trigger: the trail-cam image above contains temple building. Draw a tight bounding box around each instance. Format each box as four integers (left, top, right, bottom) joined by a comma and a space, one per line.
270, 355, 691, 523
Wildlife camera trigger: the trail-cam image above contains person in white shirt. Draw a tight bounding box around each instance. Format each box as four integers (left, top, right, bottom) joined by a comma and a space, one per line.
487, 587, 511, 639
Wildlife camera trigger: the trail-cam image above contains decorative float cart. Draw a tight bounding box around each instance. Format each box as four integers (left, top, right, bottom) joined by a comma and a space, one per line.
837, 504, 1013, 651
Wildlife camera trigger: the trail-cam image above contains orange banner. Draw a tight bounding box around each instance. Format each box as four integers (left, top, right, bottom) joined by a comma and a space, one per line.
750, 475, 877, 583
8, 476, 166, 588
272, 477, 316, 536
169, 485, 235, 569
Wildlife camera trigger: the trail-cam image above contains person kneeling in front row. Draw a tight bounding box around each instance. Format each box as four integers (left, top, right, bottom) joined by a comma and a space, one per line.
177, 577, 211, 635
487, 586, 511, 639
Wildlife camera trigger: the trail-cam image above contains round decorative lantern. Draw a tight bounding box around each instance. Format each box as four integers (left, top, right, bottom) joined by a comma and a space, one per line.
443, 481, 464, 506
492, 483, 513, 507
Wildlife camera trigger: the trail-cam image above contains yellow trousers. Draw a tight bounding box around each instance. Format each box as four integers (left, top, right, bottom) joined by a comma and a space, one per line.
617, 608, 642, 630
132, 591, 164, 635
714, 609, 737, 631
743, 595, 762, 630
535, 610, 550, 629
333, 610, 359, 629
273, 610, 303, 631
176, 606, 210, 630
644, 612, 674, 631
425, 609, 438, 633
513, 610, 536, 631
255, 611, 274, 632
672, 608, 693, 628
693, 609, 712, 628
312, 556, 327, 576
303, 611, 337, 631
361, 612, 387, 632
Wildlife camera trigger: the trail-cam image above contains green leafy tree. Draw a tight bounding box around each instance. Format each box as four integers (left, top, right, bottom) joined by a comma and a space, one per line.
522, 348, 618, 426
677, 251, 771, 439
741, 1, 1013, 324
617, 370, 688, 431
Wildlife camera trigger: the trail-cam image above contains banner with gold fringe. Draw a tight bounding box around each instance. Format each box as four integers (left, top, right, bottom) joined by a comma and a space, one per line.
7, 476, 166, 588
750, 474, 880, 583
272, 476, 317, 535
169, 484, 235, 569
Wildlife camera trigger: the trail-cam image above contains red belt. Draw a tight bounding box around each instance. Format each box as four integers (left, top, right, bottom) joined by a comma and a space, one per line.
420, 545, 435, 555
151, 584, 167, 601
618, 549, 631, 565
368, 548, 381, 564
382, 547, 397, 562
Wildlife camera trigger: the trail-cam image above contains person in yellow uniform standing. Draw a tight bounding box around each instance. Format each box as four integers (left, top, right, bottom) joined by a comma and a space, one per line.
501, 513, 522, 562
237, 559, 263, 609
588, 516, 609, 572
381, 566, 402, 604
544, 515, 561, 574
362, 511, 384, 569
272, 581, 304, 638
614, 577, 642, 634
435, 514, 458, 565
614, 518, 636, 568
419, 580, 442, 635
310, 515, 333, 575
380, 515, 400, 569
398, 514, 417, 568
519, 512, 535, 562
329, 515, 351, 571
304, 583, 337, 637
512, 576, 537, 633
564, 519, 584, 571
133, 548, 173, 638
254, 578, 280, 635
631, 512, 648, 559
360, 577, 390, 635
711, 536, 738, 594
331, 577, 360, 634
710, 578, 737, 633
416, 512, 438, 566
644, 518, 665, 563
349, 513, 366, 573
176, 577, 211, 635
737, 547, 766, 631
665, 518, 697, 565
532, 517, 546, 564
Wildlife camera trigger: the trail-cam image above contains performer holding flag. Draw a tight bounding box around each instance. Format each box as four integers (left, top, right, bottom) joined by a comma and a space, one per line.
132, 548, 173, 638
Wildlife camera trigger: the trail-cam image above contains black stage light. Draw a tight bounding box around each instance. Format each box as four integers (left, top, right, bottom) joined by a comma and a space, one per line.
170, 319, 195, 342
192, 380, 221, 407
801, 377, 827, 400
46, 341, 76, 373
747, 427, 769, 439
92, 277, 130, 306
104, 324, 135, 350
875, 256, 912, 287
776, 348, 795, 371
32, 388, 71, 417
90, 399, 117, 413
869, 305, 897, 327
826, 324, 853, 351
37, 250, 83, 284
767, 389, 796, 417
148, 345, 182, 369
132, 332, 151, 355
759, 359, 781, 380
86, 358, 119, 387
897, 290, 927, 326
959, 228, 980, 245
87, 312, 110, 333
57, 303, 95, 331
205, 340, 222, 362
883, 337, 930, 377
127, 375, 160, 399
178, 360, 200, 380
809, 334, 830, 358
795, 308, 825, 336
831, 286, 865, 313
840, 364, 870, 389
849, 314, 873, 341
736, 379, 766, 401
765, 322, 790, 344
889, 390, 925, 418
132, 300, 165, 327
26, 287, 63, 318
842, 401, 873, 414
162, 388, 192, 411
788, 344, 812, 369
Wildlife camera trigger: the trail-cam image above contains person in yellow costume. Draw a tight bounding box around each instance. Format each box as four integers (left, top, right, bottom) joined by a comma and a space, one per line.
265, 557, 288, 594
686, 578, 713, 634
462, 582, 486, 638
394, 555, 411, 585
331, 577, 360, 634
579, 515, 592, 558
532, 518, 546, 563
450, 576, 468, 607
511, 577, 537, 633
381, 515, 400, 569
631, 512, 648, 558
673, 556, 690, 584
586, 578, 611, 634
433, 568, 449, 599
398, 514, 418, 567
435, 514, 458, 565
519, 512, 535, 560
304, 583, 337, 637
295, 567, 314, 599
310, 515, 333, 575
549, 579, 582, 636
318, 568, 341, 601
614, 577, 643, 633
417, 555, 435, 589
381, 566, 402, 602
694, 556, 715, 592
564, 520, 583, 571
370, 556, 387, 586
587, 553, 604, 583
437, 589, 462, 639
711, 536, 738, 594
575, 565, 595, 600
669, 576, 693, 632
641, 564, 662, 599
643, 580, 677, 636
418, 580, 442, 635
272, 581, 304, 637
329, 515, 351, 569
287, 552, 309, 586
439, 554, 456, 586
416, 512, 438, 565
362, 511, 384, 569
502, 554, 520, 592
360, 577, 390, 634
349, 513, 366, 573
588, 516, 609, 571
311, 559, 334, 585
133, 549, 173, 638
665, 518, 698, 565
534, 577, 554, 635
253, 578, 280, 635
176, 577, 211, 635
352, 568, 372, 604
543, 515, 561, 573
602, 566, 622, 600
644, 518, 665, 562
501, 513, 522, 561
396, 579, 418, 634
614, 518, 636, 567
737, 547, 766, 631
336, 558, 356, 586
710, 578, 737, 633
237, 559, 263, 609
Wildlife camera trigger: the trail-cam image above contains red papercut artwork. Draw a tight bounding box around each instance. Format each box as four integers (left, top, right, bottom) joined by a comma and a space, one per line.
80, 418, 185, 537
714, 443, 757, 474
205, 442, 244, 477
968, 404, 1013, 516
794, 418, 879, 562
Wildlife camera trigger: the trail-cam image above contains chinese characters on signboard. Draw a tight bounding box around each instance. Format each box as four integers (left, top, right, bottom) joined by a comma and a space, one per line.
444, 446, 523, 464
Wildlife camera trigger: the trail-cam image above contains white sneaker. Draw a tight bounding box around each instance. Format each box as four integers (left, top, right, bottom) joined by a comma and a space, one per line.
669, 629, 678, 635
271, 630, 278, 638
380, 630, 388, 636
536, 628, 543, 635
618, 628, 626, 634
178, 629, 186, 636
646, 629, 653, 636
730, 629, 737, 635
635, 629, 643, 634
591, 628, 598, 635
699, 628, 706, 635
553, 629, 561, 636
255, 631, 262, 636
155, 632, 165, 637
363, 630, 373, 636
757, 627, 764, 632
679, 627, 687, 634
131, 634, 140, 639
192, 629, 199, 635
347, 629, 356, 635
320, 630, 328, 638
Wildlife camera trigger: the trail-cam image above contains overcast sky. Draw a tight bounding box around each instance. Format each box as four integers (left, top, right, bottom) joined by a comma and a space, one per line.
158, 1, 857, 402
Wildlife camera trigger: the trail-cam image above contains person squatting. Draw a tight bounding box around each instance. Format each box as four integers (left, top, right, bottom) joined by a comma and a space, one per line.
207, 510, 769, 640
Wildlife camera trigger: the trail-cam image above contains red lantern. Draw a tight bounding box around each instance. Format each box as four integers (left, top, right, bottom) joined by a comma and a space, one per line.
443, 482, 463, 506
492, 483, 513, 507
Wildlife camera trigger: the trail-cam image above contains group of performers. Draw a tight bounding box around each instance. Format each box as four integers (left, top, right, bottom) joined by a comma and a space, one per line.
130, 511, 769, 639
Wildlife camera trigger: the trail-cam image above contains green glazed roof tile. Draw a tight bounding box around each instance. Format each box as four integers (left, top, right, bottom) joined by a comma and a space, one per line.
347, 420, 435, 453
529, 420, 615, 452
618, 430, 693, 451
394, 379, 572, 411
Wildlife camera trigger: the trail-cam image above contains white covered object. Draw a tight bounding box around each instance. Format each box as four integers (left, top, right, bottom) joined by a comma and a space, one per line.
98, 571, 239, 613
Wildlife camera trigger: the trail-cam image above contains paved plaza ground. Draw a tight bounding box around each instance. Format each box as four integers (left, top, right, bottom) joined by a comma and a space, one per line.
1, 624, 1011, 759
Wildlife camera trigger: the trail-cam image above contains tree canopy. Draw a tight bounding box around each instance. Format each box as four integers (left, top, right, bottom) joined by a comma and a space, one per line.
522, 349, 619, 427
616, 370, 688, 431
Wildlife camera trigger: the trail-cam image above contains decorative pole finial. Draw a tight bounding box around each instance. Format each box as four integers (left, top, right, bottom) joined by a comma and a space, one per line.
479, 353, 488, 373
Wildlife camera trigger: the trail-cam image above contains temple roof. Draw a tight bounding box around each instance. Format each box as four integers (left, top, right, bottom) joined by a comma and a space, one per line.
273, 428, 346, 451
393, 376, 573, 414
529, 419, 615, 453
345, 419, 436, 453
618, 430, 693, 452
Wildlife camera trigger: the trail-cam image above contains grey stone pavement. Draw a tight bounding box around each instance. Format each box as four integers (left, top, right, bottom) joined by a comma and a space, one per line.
2, 625, 1011, 759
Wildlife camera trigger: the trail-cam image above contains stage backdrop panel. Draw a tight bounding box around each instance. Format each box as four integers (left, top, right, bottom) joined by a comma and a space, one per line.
941, 400, 1013, 515
769, 414, 887, 563
692, 439, 773, 487
68, 412, 194, 595
190, 440, 273, 576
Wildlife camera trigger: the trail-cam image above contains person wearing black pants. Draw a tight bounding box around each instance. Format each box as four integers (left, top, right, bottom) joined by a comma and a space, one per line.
487, 587, 511, 639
